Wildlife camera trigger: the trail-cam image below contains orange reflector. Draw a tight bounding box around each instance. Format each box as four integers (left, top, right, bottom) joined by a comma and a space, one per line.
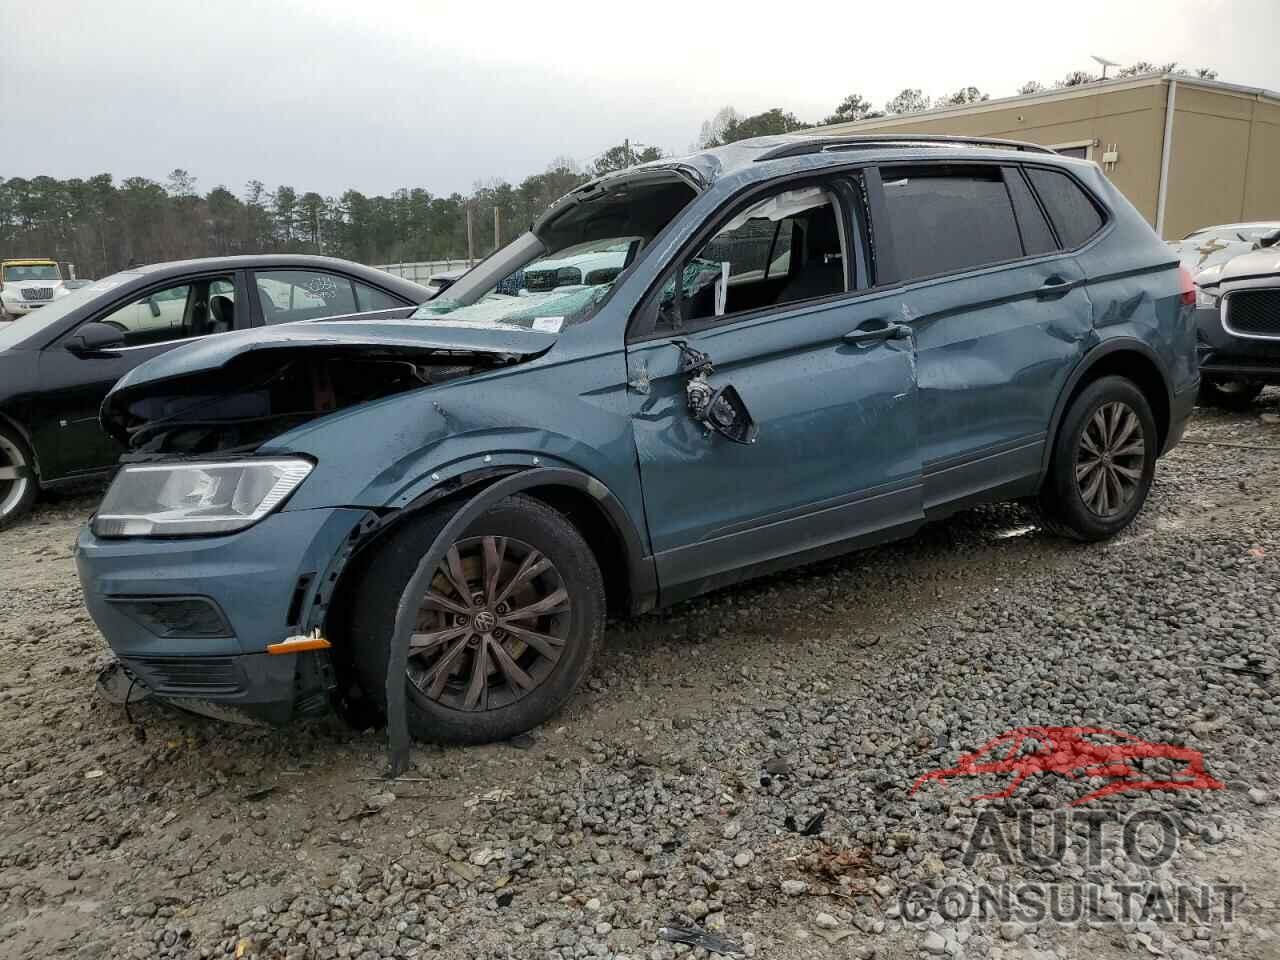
266, 635, 332, 655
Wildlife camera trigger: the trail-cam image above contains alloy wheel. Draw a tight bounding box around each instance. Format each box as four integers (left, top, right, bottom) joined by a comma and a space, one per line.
407, 536, 571, 711
0, 433, 32, 521
1074, 400, 1146, 518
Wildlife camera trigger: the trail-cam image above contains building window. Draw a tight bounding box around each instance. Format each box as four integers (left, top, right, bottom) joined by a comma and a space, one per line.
1050, 141, 1093, 160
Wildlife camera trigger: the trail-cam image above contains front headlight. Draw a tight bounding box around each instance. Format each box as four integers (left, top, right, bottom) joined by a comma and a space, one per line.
92, 459, 313, 537
1195, 286, 1218, 310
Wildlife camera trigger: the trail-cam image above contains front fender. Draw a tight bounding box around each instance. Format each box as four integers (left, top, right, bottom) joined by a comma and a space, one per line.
265, 354, 646, 531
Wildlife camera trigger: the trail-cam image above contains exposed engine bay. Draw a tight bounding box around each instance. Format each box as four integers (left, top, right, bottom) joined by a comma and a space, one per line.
106, 347, 522, 456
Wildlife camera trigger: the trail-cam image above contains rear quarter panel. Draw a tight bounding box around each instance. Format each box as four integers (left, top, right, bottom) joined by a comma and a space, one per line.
1072, 166, 1197, 395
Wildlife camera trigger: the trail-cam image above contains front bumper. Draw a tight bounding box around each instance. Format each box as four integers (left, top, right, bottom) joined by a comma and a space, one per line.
1195, 300, 1280, 384
1, 298, 48, 315
76, 506, 369, 724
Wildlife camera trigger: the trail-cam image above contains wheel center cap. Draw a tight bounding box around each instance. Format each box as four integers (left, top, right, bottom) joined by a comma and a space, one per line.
473, 610, 497, 632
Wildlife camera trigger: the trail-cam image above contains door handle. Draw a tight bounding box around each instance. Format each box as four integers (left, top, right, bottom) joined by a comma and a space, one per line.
843, 323, 911, 345
1035, 277, 1074, 300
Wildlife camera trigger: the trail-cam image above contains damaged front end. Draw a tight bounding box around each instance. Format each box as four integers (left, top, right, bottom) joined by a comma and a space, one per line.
101, 320, 556, 457
81, 320, 559, 727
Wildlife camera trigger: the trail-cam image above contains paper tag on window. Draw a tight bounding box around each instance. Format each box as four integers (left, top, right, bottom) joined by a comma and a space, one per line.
531, 316, 564, 333
714, 261, 730, 317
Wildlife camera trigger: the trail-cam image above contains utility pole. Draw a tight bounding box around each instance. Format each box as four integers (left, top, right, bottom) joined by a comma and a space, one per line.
466, 205, 475, 265
493, 206, 501, 252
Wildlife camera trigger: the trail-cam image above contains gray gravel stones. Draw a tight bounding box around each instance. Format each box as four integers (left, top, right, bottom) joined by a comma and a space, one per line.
1, 397, 1280, 959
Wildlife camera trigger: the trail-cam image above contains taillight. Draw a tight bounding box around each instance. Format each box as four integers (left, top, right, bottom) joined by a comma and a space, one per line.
1178, 266, 1196, 307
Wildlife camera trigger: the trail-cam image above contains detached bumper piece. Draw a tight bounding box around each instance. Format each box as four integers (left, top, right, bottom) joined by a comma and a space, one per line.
108, 652, 323, 726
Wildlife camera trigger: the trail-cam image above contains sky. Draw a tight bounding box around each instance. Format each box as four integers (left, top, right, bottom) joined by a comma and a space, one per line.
4, 0, 1279, 199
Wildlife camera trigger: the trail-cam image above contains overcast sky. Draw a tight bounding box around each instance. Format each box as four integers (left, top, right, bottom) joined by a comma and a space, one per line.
4, 0, 1278, 198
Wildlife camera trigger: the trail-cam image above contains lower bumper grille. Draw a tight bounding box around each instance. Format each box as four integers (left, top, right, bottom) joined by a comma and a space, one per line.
1226, 289, 1280, 338
124, 656, 243, 696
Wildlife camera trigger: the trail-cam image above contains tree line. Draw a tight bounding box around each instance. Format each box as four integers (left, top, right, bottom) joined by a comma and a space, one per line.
0, 142, 662, 279
698, 61, 1218, 145
2, 61, 1216, 278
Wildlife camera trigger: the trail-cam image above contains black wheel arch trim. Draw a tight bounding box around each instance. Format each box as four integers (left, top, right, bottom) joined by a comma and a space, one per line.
378, 466, 653, 776
1042, 338, 1173, 476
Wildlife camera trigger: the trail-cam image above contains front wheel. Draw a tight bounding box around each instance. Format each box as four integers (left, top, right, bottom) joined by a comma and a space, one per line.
1197, 376, 1263, 411
349, 494, 605, 744
0, 426, 37, 532
1037, 376, 1157, 542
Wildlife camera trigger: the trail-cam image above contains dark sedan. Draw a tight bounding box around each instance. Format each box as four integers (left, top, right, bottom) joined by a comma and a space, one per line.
0, 255, 432, 528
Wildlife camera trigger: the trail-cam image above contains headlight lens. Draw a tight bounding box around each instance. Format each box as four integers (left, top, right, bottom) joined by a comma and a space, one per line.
92, 459, 313, 537
1195, 286, 1218, 309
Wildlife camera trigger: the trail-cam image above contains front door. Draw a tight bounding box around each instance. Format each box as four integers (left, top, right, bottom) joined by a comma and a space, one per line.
38, 273, 243, 478
625, 178, 922, 602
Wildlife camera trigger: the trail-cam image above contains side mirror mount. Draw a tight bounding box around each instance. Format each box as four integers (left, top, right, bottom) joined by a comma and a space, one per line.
147, 297, 161, 318
1259, 228, 1280, 249
66, 322, 125, 355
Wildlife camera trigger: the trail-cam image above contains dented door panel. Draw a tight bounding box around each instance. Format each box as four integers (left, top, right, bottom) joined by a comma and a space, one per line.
890, 256, 1093, 515
626, 294, 922, 599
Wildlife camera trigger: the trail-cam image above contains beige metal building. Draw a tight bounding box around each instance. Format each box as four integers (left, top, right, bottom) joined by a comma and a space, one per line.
816, 73, 1280, 240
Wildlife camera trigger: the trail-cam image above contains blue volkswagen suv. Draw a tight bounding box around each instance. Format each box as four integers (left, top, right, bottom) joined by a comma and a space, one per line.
76, 135, 1198, 767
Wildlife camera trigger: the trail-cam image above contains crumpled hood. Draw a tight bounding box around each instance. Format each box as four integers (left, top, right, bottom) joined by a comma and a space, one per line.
1207, 247, 1280, 286
107, 318, 558, 397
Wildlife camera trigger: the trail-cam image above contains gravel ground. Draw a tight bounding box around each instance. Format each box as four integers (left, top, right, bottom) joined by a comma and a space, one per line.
2, 395, 1280, 960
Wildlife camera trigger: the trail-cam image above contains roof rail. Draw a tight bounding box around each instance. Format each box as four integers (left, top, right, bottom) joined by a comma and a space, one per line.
754, 134, 1056, 162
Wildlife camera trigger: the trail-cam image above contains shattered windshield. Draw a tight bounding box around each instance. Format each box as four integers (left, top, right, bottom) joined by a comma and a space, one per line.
410, 173, 699, 330
411, 237, 639, 331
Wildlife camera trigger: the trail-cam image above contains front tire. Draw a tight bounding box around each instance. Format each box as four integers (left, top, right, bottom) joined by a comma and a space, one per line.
348, 494, 605, 744
1197, 376, 1263, 411
1037, 376, 1157, 542
0, 426, 37, 532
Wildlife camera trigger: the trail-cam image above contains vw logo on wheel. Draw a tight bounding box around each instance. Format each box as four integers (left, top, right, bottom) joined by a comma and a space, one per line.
473, 611, 497, 633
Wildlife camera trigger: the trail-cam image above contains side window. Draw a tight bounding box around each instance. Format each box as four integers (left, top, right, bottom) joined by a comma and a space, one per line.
352, 281, 405, 312
878, 165, 1023, 281
1004, 169, 1058, 256
659, 185, 846, 329
95, 276, 235, 347
256, 270, 357, 325
1026, 167, 1105, 248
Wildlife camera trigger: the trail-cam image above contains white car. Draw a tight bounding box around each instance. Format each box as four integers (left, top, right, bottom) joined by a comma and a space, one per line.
0, 259, 72, 318
1168, 222, 1280, 273
519, 240, 633, 292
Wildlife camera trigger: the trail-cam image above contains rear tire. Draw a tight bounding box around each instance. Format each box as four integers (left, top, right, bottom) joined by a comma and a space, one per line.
1197, 377, 1263, 411
348, 494, 604, 744
1037, 376, 1157, 542
0, 426, 37, 532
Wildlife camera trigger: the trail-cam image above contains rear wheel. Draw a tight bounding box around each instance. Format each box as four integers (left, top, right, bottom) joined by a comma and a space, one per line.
0, 426, 37, 532
1037, 376, 1156, 541
349, 494, 604, 744
1197, 376, 1263, 411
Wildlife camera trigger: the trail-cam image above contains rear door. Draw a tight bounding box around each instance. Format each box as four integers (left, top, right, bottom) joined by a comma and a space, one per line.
626, 173, 923, 602
868, 161, 1092, 517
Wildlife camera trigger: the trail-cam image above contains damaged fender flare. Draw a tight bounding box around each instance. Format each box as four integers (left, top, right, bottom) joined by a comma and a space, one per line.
383, 467, 646, 775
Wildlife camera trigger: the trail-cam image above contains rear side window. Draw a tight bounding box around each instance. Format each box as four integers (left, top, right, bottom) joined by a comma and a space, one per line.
1004, 170, 1058, 256
256, 270, 357, 324
1026, 167, 1105, 248
879, 166, 1023, 281
353, 281, 405, 311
